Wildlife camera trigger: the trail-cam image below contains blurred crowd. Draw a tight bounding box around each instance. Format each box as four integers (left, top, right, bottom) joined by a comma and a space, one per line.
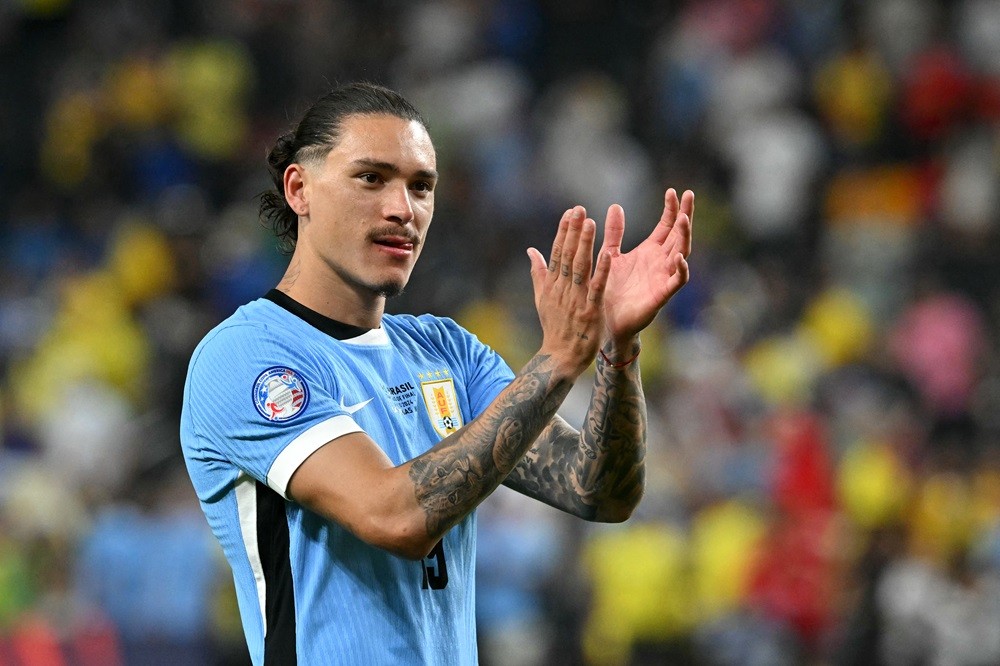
2, 0, 1000, 664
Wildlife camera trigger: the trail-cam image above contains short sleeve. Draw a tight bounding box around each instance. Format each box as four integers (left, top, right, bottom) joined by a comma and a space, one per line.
432, 317, 515, 417
181, 323, 362, 499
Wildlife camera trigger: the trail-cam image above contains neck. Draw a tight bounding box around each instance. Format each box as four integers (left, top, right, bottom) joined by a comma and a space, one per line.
276, 256, 385, 329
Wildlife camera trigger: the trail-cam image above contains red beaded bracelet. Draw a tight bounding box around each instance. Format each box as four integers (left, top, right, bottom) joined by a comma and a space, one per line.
599, 347, 640, 369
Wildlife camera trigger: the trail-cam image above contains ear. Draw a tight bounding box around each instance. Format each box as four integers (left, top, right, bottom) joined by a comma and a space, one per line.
284, 163, 309, 217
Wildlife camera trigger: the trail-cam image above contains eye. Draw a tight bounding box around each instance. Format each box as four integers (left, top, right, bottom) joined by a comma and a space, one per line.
359, 173, 381, 184
412, 180, 434, 194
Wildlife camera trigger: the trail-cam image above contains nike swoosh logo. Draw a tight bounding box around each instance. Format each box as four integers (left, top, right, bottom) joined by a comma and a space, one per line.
339, 397, 373, 415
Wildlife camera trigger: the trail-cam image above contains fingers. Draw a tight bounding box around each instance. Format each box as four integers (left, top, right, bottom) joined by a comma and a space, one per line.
648, 188, 679, 245
648, 188, 696, 248
680, 192, 694, 258
588, 250, 612, 304
527, 247, 548, 301
539, 205, 603, 300
559, 207, 585, 280
665, 251, 690, 297
674, 210, 693, 259
534, 205, 608, 375
527, 246, 548, 274
680, 189, 695, 224
572, 217, 596, 286
541, 206, 602, 290
600, 204, 625, 258
546, 210, 572, 277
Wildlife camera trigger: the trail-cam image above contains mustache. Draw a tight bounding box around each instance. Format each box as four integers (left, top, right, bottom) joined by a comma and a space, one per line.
366, 228, 421, 245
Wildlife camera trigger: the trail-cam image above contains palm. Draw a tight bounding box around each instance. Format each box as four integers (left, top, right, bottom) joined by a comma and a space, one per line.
601, 189, 693, 342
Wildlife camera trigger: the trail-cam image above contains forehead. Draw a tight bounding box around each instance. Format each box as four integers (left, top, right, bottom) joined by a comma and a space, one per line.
326, 113, 436, 171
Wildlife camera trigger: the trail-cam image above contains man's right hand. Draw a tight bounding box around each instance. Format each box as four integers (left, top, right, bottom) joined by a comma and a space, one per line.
527, 206, 612, 379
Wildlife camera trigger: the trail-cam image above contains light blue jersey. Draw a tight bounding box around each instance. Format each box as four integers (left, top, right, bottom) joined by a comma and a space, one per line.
180, 292, 514, 665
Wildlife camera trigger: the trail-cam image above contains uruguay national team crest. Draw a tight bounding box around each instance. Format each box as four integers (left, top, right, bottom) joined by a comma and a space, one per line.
421, 378, 463, 437
253, 367, 309, 422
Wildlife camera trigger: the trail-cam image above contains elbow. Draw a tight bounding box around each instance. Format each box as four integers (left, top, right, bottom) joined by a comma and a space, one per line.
291, 471, 440, 559
592, 502, 637, 524
589, 485, 644, 523
356, 513, 438, 561
383, 535, 438, 561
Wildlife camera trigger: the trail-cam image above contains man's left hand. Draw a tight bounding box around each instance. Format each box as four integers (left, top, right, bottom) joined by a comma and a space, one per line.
599, 188, 694, 350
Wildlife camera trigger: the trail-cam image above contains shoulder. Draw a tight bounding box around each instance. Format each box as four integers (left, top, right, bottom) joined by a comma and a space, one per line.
384, 313, 500, 366
385, 313, 474, 342
189, 299, 306, 371
384, 313, 488, 356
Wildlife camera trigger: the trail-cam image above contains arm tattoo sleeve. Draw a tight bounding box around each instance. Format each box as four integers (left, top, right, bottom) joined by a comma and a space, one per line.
408, 354, 573, 536
503, 343, 647, 521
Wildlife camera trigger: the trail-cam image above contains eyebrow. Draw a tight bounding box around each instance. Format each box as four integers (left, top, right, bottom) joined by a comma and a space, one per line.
351, 158, 438, 181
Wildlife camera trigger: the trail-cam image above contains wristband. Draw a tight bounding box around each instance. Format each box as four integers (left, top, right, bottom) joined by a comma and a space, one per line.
599, 347, 640, 369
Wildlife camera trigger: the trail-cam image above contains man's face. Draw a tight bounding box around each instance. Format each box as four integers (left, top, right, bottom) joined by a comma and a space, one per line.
297, 113, 437, 299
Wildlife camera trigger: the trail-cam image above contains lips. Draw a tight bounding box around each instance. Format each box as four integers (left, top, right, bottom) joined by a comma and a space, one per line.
373, 235, 416, 250
370, 232, 419, 259
375, 236, 414, 250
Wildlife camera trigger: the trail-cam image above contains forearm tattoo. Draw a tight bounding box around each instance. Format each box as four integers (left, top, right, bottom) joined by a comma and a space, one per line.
504, 344, 647, 520
408, 355, 573, 536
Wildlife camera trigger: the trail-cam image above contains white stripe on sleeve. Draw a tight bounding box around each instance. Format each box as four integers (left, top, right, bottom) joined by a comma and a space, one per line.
267, 415, 364, 498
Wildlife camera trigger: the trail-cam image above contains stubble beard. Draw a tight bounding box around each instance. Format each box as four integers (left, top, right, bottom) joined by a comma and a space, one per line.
325, 256, 410, 300
322, 233, 421, 300
374, 281, 405, 299
347, 269, 408, 300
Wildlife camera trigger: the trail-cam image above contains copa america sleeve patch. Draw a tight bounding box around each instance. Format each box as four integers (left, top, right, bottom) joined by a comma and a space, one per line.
253, 367, 310, 422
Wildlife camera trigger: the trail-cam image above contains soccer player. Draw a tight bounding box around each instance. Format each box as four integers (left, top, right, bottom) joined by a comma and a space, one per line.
180, 82, 693, 665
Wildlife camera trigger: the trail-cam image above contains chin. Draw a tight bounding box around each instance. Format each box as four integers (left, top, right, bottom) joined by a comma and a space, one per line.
372, 279, 407, 299
345, 269, 409, 300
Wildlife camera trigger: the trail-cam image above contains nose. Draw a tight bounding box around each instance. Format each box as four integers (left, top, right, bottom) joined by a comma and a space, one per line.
383, 183, 414, 225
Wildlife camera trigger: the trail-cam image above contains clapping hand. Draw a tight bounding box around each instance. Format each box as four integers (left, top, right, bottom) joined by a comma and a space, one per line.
599, 188, 694, 352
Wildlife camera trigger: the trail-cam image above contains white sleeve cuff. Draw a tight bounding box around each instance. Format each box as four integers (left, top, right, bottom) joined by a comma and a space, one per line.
266, 415, 364, 499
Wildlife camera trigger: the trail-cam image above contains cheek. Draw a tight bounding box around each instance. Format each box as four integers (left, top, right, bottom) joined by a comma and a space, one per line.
416, 200, 434, 230
310, 189, 365, 229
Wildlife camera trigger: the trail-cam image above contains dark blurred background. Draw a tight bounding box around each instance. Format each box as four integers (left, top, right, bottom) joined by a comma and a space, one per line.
2, 0, 1000, 664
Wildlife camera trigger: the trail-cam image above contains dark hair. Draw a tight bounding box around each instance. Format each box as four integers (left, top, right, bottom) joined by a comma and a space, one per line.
259, 82, 428, 253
